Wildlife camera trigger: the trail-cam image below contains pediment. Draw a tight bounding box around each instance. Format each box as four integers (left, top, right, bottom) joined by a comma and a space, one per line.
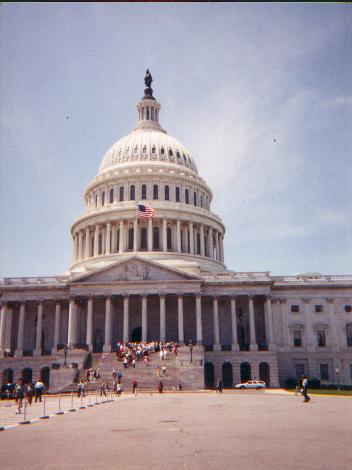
70, 257, 200, 284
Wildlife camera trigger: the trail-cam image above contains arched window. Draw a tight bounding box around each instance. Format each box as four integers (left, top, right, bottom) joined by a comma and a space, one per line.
22, 368, 32, 384
185, 189, 189, 204
101, 191, 105, 206
119, 186, 124, 202
167, 227, 172, 251
346, 323, 352, 347
152, 146, 156, 154
200, 195, 203, 208
141, 184, 147, 200
222, 363, 233, 388
130, 185, 135, 200
240, 362, 251, 382
143, 145, 147, 154
204, 363, 215, 389
128, 228, 134, 250
165, 185, 170, 201
153, 184, 158, 200
194, 192, 197, 206
176, 151, 180, 159
98, 233, 103, 254
146, 107, 150, 119
197, 232, 201, 255
175, 187, 180, 202
109, 188, 114, 204
259, 362, 270, 387
140, 227, 147, 250
134, 145, 138, 155
153, 226, 160, 250
169, 149, 173, 157
2, 368, 13, 385
161, 147, 165, 155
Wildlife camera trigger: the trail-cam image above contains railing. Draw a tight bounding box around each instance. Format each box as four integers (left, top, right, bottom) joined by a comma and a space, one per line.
1, 276, 67, 287
272, 275, 352, 283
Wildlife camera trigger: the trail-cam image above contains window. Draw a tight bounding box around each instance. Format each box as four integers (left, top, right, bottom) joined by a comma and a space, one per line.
193, 192, 197, 206
291, 305, 300, 313
169, 149, 173, 157
197, 232, 201, 255
133, 145, 138, 155
143, 146, 147, 154
320, 364, 329, 381
95, 195, 98, 207
125, 146, 129, 156
153, 226, 160, 250
165, 185, 169, 201
295, 364, 305, 379
141, 184, 147, 200
345, 305, 352, 313
200, 195, 203, 208
185, 189, 189, 204
98, 233, 103, 255
176, 151, 180, 159
119, 186, 124, 202
101, 191, 105, 206
128, 228, 134, 250
317, 330, 326, 347
167, 227, 172, 251
153, 184, 158, 200
293, 330, 302, 347
146, 107, 149, 119
175, 187, 180, 202
140, 227, 147, 250
109, 188, 114, 204
315, 305, 323, 313
152, 146, 156, 154
129, 185, 135, 201
346, 324, 352, 347
161, 147, 165, 155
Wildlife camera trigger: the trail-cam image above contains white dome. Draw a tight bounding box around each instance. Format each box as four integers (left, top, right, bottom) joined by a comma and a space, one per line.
99, 128, 198, 175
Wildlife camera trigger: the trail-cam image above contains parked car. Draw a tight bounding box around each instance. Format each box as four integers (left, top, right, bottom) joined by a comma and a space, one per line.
234, 380, 266, 390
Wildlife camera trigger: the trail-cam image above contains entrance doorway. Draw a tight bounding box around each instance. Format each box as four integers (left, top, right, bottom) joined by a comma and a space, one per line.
240, 362, 251, 382
131, 327, 142, 343
204, 362, 215, 389
222, 362, 233, 388
93, 329, 103, 352
259, 362, 270, 387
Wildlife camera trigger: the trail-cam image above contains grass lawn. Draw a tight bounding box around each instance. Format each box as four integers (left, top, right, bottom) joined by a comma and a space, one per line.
286, 388, 352, 396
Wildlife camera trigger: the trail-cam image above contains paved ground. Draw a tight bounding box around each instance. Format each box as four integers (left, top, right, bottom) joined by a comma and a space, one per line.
0, 391, 351, 470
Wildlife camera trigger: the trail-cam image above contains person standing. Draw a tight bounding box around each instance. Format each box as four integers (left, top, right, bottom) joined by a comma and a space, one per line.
34, 379, 44, 402
302, 375, 311, 403
158, 381, 164, 393
15, 379, 24, 414
116, 383, 122, 397
132, 379, 138, 395
156, 366, 160, 377
162, 364, 167, 376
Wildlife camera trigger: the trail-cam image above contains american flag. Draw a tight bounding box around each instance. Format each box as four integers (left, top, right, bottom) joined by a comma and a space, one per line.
137, 204, 155, 218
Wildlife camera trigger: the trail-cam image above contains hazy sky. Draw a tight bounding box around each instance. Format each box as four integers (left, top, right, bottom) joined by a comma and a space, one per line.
0, 3, 351, 277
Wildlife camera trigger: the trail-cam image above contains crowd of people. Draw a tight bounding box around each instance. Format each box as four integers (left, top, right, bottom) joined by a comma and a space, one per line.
13, 378, 46, 414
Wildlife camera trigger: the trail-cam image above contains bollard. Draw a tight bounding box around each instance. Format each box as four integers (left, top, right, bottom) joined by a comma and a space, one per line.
69, 391, 76, 412
19, 397, 30, 425
88, 390, 93, 407
40, 393, 49, 419
56, 393, 64, 415
95, 389, 100, 405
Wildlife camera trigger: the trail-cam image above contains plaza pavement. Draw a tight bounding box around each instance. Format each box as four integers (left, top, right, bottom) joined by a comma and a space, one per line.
0, 391, 351, 470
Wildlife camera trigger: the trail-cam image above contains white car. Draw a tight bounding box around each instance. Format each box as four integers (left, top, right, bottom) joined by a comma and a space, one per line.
234, 380, 266, 390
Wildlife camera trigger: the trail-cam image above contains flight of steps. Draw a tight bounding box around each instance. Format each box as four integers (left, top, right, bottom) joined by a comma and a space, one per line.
64, 350, 181, 393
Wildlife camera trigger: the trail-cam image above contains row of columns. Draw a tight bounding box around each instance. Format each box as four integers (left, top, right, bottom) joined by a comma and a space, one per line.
72, 219, 224, 264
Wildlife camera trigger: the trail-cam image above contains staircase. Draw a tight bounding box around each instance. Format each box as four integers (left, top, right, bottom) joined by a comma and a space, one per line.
64, 350, 181, 392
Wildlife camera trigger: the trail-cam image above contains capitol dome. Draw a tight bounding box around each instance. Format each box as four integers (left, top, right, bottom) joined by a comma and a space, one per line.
70, 71, 226, 275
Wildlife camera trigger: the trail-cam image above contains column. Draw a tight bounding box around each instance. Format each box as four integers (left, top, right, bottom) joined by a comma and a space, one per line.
177, 295, 184, 344
133, 219, 138, 252
119, 220, 124, 253
280, 298, 290, 348
327, 298, 339, 352
85, 227, 90, 258
176, 219, 181, 252
219, 234, 224, 262
15, 302, 26, 357
148, 218, 153, 251
303, 298, 315, 352
142, 295, 148, 342
123, 295, 129, 342
111, 224, 117, 253
94, 225, 99, 256
265, 296, 276, 351
162, 218, 167, 251
0, 304, 6, 357
86, 297, 93, 351
34, 301, 43, 356
213, 296, 221, 351
105, 223, 111, 255
200, 225, 205, 256
103, 297, 112, 352
208, 227, 214, 259
73, 234, 78, 263
248, 296, 258, 351
215, 230, 220, 260
189, 222, 194, 254
51, 301, 61, 354
196, 294, 202, 345
160, 294, 166, 342
67, 298, 76, 347
231, 297, 240, 351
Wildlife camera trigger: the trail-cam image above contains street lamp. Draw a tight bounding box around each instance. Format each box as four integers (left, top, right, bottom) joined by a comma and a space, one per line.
63, 345, 69, 367
189, 340, 193, 363
335, 368, 340, 391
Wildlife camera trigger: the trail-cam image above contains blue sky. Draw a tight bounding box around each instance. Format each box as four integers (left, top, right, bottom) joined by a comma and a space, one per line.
0, 3, 351, 277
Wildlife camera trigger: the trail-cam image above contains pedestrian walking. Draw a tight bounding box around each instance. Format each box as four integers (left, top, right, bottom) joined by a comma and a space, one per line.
132, 379, 138, 395
15, 379, 24, 414
77, 380, 85, 398
302, 375, 311, 403
24, 382, 34, 406
158, 381, 164, 393
216, 379, 223, 393
162, 364, 167, 376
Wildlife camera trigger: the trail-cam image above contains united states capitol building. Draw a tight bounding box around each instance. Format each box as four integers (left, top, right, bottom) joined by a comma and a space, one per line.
1, 72, 352, 389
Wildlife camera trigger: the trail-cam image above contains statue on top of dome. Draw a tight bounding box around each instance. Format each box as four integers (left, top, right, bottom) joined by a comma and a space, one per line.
143, 69, 155, 100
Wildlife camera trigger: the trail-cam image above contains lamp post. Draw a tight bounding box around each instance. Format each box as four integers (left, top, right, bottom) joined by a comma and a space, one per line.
189, 340, 193, 363
63, 345, 69, 367
336, 368, 340, 391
